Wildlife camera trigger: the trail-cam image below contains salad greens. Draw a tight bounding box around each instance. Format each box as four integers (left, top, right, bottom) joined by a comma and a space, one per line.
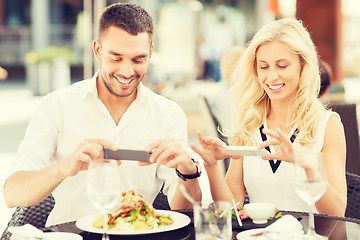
93, 190, 173, 230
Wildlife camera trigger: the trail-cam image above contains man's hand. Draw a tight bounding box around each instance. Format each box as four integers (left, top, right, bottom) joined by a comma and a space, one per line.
57, 138, 118, 177
144, 139, 196, 175
145, 139, 202, 210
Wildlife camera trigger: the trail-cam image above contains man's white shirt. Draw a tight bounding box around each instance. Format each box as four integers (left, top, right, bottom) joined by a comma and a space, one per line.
8, 72, 188, 226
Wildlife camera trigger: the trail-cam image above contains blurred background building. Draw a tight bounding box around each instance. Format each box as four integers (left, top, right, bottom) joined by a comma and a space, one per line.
0, 0, 358, 93
1, 1, 360, 158
0, 0, 254, 86
3, 0, 360, 140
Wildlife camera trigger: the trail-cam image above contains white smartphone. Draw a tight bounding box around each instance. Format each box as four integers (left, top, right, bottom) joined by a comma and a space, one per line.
224, 146, 270, 157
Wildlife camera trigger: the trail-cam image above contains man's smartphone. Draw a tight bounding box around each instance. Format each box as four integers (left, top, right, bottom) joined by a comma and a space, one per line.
103, 148, 151, 162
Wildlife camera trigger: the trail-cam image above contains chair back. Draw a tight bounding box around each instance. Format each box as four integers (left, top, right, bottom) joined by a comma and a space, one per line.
345, 172, 360, 219
1, 194, 55, 240
198, 96, 230, 173
152, 183, 171, 210
199, 96, 228, 143
152, 192, 171, 210
328, 103, 360, 175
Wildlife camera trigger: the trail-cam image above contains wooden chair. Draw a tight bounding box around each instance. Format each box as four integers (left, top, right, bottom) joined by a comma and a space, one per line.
1, 194, 55, 240
328, 103, 360, 175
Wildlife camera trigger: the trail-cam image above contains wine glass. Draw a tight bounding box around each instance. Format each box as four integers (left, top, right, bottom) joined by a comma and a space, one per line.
87, 158, 121, 240
294, 152, 328, 239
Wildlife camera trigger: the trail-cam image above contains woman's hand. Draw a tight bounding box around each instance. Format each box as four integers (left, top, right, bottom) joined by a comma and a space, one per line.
258, 128, 296, 164
190, 130, 229, 166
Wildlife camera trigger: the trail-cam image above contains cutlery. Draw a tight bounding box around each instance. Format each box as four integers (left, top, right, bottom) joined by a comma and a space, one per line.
219, 201, 240, 218
232, 198, 243, 227
179, 184, 200, 207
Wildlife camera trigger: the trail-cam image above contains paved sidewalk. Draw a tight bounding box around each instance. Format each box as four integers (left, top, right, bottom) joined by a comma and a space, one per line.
0, 154, 16, 234
0, 82, 42, 233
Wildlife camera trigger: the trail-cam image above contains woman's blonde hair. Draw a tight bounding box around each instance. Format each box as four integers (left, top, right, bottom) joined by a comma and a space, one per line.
229, 18, 325, 146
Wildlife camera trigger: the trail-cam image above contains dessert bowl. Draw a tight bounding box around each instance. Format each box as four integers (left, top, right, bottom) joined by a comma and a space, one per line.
244, 202, 276, 224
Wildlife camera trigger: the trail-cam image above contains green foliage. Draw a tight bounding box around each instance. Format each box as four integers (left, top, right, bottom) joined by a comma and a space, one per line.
268, 211, 282, 220
25, 46, 73, 64
231, 206, 244, 220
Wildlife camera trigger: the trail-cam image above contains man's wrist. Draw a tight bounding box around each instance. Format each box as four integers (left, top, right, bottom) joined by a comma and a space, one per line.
175, 158, 201, 181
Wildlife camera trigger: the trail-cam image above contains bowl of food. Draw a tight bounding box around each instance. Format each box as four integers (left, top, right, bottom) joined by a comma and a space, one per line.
243, 202, 276, 224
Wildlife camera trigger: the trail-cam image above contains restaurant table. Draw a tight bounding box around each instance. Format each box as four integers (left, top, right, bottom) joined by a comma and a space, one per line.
43, 209, 360, 240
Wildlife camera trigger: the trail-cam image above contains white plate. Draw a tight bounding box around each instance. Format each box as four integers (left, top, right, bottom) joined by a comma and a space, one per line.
43, 232, 83, 240
236, 228, 265, 239
76, 210, 190, 235
224, 146, 270, 157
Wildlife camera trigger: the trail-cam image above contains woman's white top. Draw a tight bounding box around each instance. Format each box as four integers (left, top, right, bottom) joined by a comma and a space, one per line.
243, 110, 339, 212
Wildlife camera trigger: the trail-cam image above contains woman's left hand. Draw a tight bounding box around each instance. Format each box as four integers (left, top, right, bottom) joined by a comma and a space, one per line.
190, 130, 229, 166
258, 128, 296, 164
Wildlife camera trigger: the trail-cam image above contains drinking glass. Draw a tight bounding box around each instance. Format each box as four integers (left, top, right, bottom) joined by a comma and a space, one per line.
294, 152, 328, 239
193, 201, 232, 240
87, 159, 121, 240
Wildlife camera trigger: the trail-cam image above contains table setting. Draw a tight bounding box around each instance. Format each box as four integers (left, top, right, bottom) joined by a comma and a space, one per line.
6, 151, 358, 240
8, 205, 359, 240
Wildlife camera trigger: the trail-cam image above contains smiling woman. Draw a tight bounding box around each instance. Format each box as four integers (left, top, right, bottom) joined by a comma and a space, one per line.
190, 18, 347, 220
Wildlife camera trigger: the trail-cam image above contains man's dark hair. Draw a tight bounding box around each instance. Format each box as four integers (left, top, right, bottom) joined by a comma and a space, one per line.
99, 3, 153, 41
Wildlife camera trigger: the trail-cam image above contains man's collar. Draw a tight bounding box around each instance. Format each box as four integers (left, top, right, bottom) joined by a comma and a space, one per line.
136, 82, 147, 105
81, 70, 99, 99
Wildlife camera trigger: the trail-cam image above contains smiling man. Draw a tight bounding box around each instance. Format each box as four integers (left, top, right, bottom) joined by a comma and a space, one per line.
3, 3, 201, 226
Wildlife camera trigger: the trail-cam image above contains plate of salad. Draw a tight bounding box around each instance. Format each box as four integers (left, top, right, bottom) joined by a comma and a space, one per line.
76, 190, 190, 235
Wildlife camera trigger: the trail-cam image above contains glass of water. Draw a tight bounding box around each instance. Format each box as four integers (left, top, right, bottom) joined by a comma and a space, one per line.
294, 152, 328, 239
87, 159, 121, 240
194, 201, 232, 240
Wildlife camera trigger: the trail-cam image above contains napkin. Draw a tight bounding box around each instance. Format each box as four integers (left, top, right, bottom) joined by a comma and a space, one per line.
263, 214, 304, 239
8, 224, 83, 240
8, 224, 44, 240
